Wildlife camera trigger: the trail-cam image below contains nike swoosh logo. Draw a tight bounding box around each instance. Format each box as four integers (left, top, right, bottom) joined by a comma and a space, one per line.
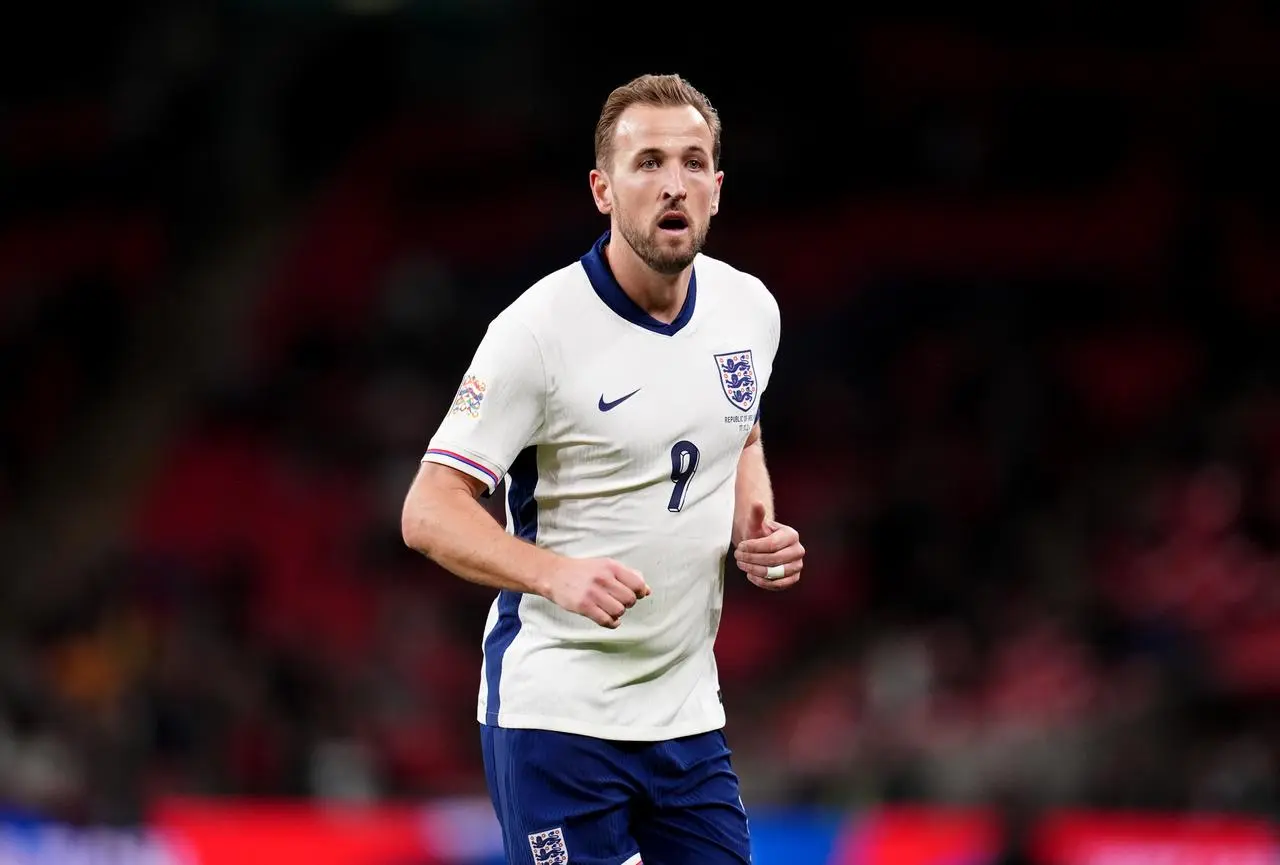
598, 388, 641, 412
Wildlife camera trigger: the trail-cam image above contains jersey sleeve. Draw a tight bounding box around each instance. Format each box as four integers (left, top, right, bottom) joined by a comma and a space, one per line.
756, 277, 781, 423
763, 278, 782, 362
422, 314, 546, 495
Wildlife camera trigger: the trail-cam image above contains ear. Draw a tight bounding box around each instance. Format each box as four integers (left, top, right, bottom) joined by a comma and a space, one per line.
710, 169, 724, 216
589, 168, 612, 215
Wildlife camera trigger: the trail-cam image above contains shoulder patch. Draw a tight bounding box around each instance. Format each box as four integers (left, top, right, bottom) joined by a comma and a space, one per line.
450, 374, 486, 418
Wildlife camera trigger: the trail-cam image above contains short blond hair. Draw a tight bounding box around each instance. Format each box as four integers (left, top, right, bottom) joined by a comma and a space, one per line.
594, 73, 721, 172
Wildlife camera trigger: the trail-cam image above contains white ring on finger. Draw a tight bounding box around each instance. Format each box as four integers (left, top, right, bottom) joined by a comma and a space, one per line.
766, 564, 785, 580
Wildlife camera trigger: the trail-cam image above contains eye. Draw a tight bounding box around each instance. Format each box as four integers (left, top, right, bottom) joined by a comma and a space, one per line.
686, 158, 703, 171
640, 158, 659, 170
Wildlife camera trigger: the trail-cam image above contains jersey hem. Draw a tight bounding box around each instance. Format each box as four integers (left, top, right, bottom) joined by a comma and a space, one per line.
477, 710, 726, 742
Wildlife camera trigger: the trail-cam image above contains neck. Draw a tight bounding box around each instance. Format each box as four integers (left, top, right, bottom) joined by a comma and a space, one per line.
604, 233, 691, 325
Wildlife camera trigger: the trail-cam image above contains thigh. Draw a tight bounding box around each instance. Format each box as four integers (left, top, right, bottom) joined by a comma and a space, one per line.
633, 731, 751, 865
481, 725, 643, 865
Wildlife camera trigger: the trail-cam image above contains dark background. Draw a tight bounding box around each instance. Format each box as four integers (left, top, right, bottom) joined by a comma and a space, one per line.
2, 0, 1278, 831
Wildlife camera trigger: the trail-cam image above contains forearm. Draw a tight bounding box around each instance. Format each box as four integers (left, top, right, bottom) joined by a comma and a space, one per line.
732, 438, 774, 546
402, 476, 559, 597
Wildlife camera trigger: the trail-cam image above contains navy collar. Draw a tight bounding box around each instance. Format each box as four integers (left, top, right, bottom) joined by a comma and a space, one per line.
579, 231, 697, 336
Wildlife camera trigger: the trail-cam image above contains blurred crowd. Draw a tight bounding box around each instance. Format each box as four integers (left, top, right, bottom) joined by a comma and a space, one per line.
3, 0, 1279, 828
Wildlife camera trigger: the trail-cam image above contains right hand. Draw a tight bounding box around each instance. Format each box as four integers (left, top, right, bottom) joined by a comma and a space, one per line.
543, 558, 651, 629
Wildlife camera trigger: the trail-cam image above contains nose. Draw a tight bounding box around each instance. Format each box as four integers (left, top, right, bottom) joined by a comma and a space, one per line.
661, 164, 687, 201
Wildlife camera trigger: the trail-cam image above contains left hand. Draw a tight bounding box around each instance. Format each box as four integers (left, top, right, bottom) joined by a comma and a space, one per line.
734, 502, 804, 591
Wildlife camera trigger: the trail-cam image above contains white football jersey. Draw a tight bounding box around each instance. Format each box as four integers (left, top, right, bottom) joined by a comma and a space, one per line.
423, 231, 780, 741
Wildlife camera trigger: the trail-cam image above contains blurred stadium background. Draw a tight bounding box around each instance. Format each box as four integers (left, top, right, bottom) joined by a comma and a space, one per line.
3, 1, 1279, 862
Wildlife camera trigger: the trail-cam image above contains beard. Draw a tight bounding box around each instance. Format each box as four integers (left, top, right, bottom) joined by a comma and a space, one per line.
614, 207, 709, 276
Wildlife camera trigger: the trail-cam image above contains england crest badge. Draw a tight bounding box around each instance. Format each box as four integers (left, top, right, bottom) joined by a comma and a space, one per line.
715, 350, 757, 412
528, 827, 569, 865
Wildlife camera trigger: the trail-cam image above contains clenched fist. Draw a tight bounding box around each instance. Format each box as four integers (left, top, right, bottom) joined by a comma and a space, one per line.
544, 558, 651, 628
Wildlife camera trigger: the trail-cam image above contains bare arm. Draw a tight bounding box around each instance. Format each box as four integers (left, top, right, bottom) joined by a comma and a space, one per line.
731, 421, 805, 591
401, 461, 650, 627
401, 462, 560, 596
732, 422, 773, 548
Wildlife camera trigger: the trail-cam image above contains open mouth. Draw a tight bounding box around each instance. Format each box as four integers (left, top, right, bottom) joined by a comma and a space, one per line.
657, 211, 689, 232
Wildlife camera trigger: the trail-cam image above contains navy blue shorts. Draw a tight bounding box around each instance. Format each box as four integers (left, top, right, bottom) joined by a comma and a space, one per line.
480, 725, 751, 865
